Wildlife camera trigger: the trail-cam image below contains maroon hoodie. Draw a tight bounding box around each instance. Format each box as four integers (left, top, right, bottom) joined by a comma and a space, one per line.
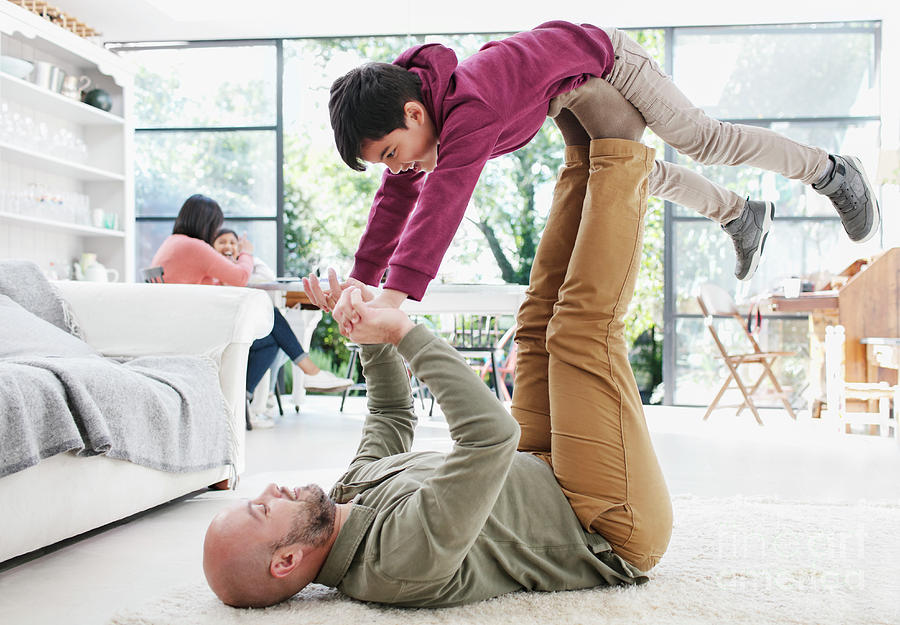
350, 21, 616, 300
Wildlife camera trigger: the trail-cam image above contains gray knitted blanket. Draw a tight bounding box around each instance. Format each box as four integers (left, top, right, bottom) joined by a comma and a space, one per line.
0, 354, 236, 478
0, 260, 235, 479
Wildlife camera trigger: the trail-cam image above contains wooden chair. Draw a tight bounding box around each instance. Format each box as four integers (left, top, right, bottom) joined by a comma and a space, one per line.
697, 282, 796, 425
824, 325, 899, 439
141, 266, 165, 283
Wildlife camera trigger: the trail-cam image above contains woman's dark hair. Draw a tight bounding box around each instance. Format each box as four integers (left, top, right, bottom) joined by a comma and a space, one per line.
172, 194, 224, 244
329, 62, 423, 172
213, 227, 238, 243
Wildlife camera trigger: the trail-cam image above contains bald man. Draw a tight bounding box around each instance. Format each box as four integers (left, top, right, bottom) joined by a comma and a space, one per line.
203, 138, 672, 608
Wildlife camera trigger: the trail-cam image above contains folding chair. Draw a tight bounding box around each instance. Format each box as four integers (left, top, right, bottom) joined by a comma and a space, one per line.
697, 282, 796, 425
141, 266, 165, 283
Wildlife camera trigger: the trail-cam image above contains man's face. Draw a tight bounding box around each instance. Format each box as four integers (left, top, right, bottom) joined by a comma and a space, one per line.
360, 102, 439, 175
224, 483, 336, 551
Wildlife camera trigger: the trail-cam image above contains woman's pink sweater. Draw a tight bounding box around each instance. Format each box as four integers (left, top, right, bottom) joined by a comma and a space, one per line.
151, 234, 252, 286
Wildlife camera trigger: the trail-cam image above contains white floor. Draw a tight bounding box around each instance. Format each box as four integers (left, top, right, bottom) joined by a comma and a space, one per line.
1, 397, 898, 625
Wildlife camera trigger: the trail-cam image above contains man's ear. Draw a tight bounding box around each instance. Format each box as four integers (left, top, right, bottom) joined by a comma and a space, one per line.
270, 547, 304, 579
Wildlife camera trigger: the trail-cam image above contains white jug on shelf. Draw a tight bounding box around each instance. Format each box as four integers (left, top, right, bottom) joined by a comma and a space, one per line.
83, 261, 118, 283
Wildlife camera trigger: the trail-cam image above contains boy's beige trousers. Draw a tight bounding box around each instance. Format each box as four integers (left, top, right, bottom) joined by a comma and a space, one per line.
549, 28, 830, 224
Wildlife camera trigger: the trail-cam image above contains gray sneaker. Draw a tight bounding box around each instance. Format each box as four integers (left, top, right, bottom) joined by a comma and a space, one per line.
813, 155, 880, 243
723, 199, 774, 281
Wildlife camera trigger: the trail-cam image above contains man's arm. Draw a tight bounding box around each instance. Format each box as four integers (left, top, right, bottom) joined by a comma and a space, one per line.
344, 341, 418, 470
336, 290, 519, 581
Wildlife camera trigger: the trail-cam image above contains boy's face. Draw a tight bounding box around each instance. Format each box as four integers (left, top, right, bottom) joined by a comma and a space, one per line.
360, 101, 438, 175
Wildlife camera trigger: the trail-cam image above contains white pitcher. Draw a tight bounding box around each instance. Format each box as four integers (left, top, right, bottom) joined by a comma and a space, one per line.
84, 261, 118, 283
61, 75, 91, 100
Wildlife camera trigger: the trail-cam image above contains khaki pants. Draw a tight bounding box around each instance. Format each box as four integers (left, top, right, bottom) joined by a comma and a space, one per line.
549, 28, 831, 224
512, 139, 672, 572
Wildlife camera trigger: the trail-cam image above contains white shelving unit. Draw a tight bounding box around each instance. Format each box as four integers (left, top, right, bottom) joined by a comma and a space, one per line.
0, 210, 125, 237
0, 2, 134, 281
1, 71, 124, 125
0, 140, 126, 181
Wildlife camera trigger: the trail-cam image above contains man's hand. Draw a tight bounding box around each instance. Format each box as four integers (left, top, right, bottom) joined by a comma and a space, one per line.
334, 287, 414, 345
303, 268, 374, 314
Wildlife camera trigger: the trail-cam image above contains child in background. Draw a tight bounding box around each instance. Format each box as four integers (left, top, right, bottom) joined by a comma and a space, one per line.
328, 21, 878, 303
212, 228, 276, 285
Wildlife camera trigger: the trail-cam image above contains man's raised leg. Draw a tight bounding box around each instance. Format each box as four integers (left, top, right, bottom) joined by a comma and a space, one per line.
546, 138, 672, 572
512, 141, 589, 460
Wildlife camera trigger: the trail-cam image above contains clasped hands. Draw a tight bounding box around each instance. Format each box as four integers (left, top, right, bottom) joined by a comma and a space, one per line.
303, 269, 414, 346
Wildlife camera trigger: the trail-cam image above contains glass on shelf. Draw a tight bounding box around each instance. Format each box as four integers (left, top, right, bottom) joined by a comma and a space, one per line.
0, 185, 91, 226
0, 104, 90, 163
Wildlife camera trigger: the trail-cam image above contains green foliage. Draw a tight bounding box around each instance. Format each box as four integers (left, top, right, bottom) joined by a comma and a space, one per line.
307, 347, 342, 375
309, 314, 352, 374
282, 134, 380, 276
469, 120, 563, 285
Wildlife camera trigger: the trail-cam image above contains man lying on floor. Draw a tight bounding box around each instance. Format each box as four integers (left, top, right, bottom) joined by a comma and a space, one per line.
202, 138, 673, 609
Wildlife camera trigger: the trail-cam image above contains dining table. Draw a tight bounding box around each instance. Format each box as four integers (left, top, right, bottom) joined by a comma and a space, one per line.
259, 280, 528, 316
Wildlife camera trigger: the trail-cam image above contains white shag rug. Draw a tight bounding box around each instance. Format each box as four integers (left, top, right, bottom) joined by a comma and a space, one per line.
109, 495, 900, 625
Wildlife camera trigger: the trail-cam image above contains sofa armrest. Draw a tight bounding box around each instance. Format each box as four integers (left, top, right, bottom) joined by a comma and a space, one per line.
54, 282, 273, 357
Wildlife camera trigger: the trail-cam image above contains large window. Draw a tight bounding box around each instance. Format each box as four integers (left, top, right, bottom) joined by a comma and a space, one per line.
124, 42, 280, 275
118, 21, 881, 406
664, 22, 881, 405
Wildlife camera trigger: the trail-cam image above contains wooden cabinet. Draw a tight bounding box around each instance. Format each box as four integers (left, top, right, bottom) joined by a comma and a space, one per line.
0, 2, 133, 280
838, 247, 900, 385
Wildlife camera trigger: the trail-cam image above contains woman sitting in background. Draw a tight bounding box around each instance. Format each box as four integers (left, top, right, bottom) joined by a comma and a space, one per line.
151, 194, 253, 286
151, 195, 352, 428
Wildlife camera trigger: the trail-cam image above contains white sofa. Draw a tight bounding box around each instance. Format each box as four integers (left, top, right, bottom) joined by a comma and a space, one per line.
0, 281, 273, 563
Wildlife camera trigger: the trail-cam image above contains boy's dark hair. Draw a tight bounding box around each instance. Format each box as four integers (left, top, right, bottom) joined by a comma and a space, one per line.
173, 194, 224, 244
329, 62, 424, 171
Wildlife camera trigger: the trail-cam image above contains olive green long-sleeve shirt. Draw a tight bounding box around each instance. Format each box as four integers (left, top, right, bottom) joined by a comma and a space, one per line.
313, 324, 645, 607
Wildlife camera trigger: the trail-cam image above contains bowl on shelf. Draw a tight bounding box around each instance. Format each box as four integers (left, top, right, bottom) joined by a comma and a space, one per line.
0, 55, 34, 80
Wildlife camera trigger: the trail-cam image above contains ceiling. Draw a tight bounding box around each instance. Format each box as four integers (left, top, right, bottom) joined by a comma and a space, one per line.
53, 0, 896, 44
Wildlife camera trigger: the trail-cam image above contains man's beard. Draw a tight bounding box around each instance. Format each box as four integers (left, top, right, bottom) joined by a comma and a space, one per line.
275, 484, 336, 549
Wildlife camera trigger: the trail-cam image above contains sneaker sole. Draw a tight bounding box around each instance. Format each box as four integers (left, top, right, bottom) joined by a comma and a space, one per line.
738, 201, 774, 281
845, 155, 881, 243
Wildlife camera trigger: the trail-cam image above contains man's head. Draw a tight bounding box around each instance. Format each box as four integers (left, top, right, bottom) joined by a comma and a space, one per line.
329, 62, 438, 174
203, 483, 336, 608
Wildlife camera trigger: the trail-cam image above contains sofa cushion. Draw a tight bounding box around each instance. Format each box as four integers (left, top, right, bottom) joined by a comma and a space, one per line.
0, 260, 81, 337
0, 294, 97, 359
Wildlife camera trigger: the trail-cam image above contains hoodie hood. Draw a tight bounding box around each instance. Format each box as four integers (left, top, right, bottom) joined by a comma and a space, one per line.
393, 44, 459, 135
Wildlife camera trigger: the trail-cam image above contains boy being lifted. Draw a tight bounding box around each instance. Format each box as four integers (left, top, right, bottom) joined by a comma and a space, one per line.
328, 21, 878, 294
